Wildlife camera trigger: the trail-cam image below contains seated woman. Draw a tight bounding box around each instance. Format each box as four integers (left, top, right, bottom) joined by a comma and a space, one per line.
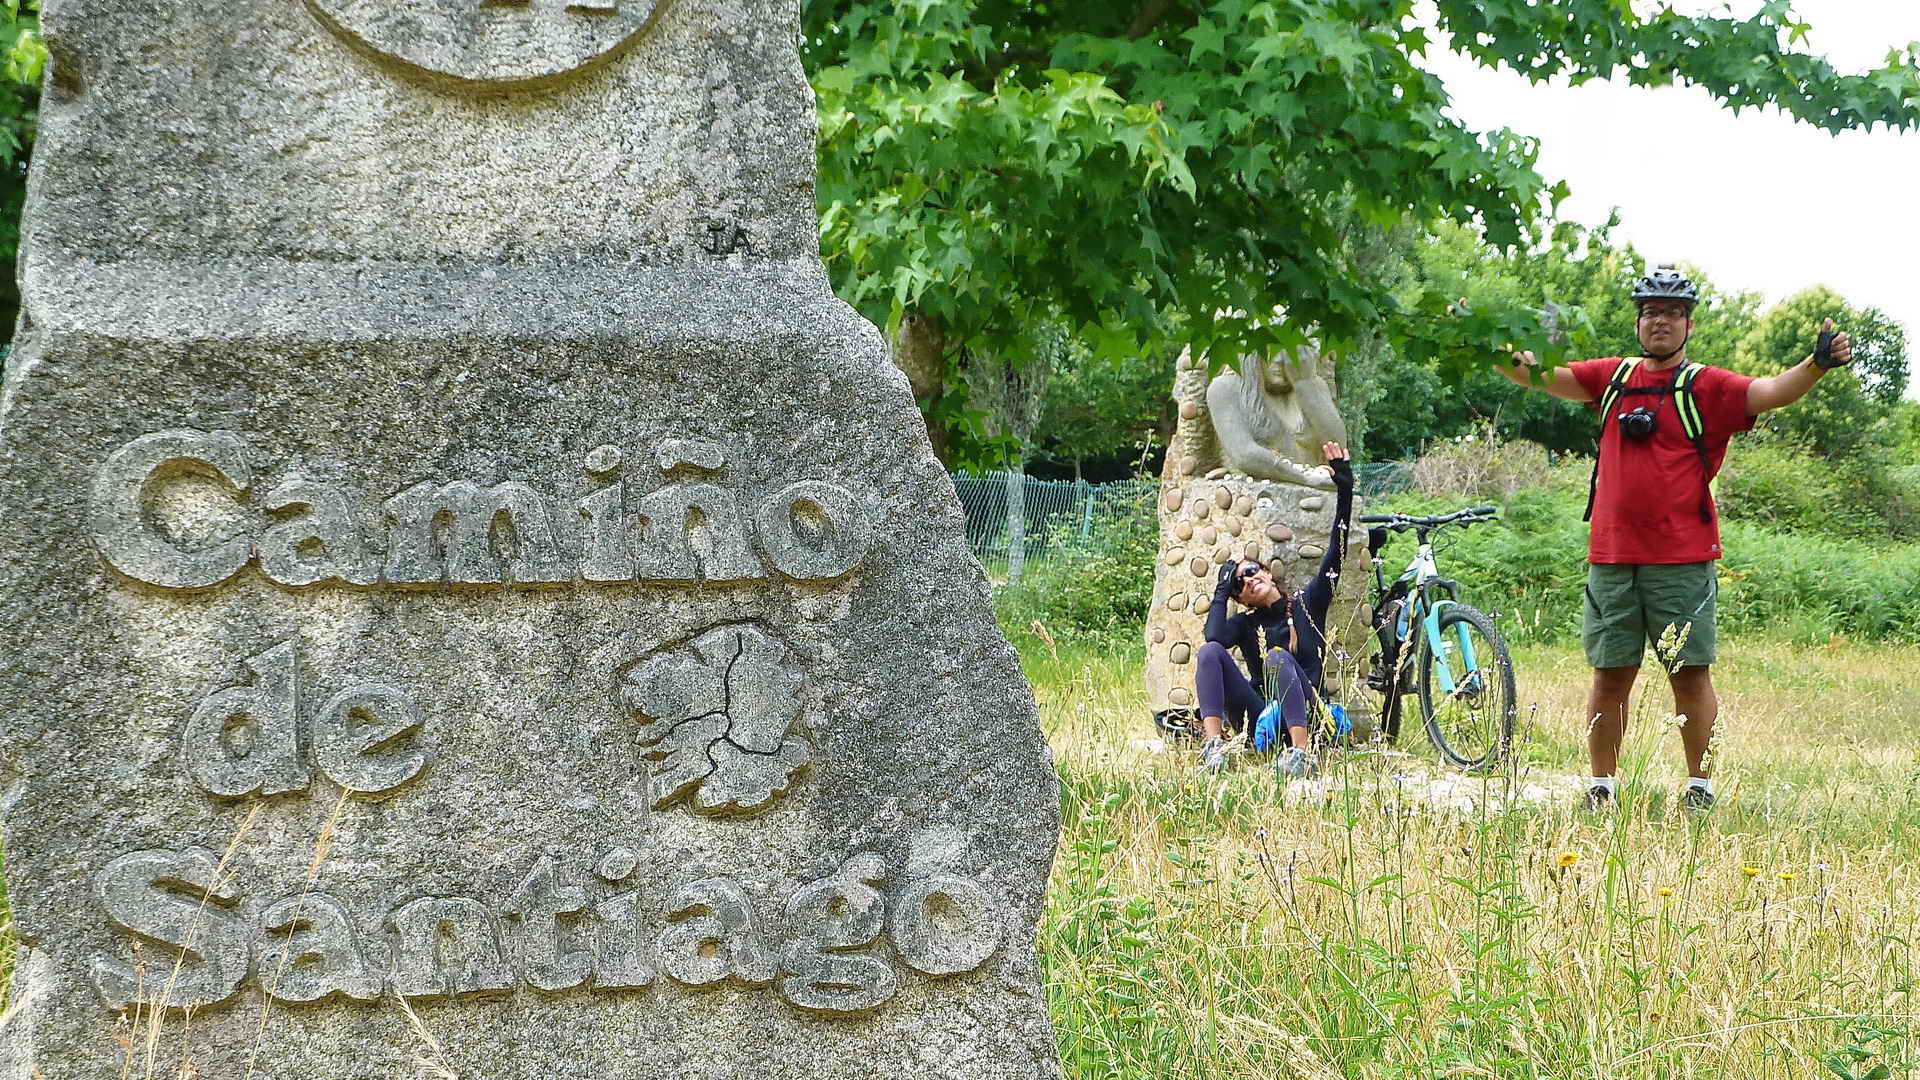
1195, 442, 1353, 776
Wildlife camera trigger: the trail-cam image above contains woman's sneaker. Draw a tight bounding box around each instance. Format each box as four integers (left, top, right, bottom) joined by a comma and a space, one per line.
1584, 785, 1614, 812
1275, 746, 1315, 779
1198, 737, 1230, 774
1682, 785, 1715, 813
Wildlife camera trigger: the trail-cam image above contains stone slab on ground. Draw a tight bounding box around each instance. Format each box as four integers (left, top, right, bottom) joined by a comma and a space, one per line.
0, 1, 1061, 1077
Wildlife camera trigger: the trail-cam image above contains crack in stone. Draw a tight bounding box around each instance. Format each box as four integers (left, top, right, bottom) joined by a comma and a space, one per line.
633, 624, 807, 810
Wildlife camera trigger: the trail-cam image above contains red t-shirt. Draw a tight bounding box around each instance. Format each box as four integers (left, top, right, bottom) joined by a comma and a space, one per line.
1569, 357, 1756, 564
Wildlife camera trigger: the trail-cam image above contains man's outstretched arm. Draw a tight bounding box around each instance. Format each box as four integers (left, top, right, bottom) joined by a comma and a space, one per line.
1747, 318, 1852, 416
1495, 348, 1593, 403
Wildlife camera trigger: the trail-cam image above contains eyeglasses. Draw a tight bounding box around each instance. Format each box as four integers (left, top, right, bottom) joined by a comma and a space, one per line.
1638, 306, 1691, 323
1238, 563, 1263, 580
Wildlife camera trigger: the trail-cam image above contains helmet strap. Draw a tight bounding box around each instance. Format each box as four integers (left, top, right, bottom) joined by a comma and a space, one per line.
1640, 313, 1691, 363
1645, 339, 1685, 362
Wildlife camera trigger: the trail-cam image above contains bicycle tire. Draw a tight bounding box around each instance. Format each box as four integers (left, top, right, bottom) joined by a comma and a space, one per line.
1376, 647, 1412, 743
1416, 603, 1516, 771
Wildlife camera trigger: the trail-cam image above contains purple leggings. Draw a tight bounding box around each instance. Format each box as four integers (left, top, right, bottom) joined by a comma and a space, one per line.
1194, 640, 1309, 735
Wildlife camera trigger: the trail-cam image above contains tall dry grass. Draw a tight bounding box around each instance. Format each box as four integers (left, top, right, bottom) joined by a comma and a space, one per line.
1030, 632, 1920, 1079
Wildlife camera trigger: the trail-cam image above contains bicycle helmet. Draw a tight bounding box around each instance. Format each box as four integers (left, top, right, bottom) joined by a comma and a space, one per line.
1630, 264, 1700, 310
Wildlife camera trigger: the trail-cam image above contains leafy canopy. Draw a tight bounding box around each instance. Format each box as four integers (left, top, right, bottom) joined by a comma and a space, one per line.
807, 0, 1920, 394
1376, 215, 1767, 459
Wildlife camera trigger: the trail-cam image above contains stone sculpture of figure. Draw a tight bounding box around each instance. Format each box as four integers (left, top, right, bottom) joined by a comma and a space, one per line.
1204, 344, 1348, 488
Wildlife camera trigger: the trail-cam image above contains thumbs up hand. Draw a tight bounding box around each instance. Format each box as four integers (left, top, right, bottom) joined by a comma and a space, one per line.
1813, 317, 1853, 369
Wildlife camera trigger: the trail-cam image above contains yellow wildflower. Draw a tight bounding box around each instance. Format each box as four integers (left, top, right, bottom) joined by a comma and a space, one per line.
1742, 866, 1760, 878
1779, 871, 1798, 881
1558, 852, 1580, 868
1657, 886, 1675, 897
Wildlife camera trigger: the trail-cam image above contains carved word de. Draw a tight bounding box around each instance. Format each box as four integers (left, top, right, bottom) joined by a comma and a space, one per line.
183, 639, 426, 799
622, 624, 809, 816
90, 431, 872, 592
89, 849, 1004, 1017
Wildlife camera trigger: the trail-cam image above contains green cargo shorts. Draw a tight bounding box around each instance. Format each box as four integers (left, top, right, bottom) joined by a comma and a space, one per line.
1582, 561, 1718, 670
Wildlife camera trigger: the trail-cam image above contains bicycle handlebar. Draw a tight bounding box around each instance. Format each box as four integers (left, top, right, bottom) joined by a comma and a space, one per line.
1358, 506, 1500, 529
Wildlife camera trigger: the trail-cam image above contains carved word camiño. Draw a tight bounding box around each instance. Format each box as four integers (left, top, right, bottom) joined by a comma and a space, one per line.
89, 431, 872, 591
89, 849, 1003, 1017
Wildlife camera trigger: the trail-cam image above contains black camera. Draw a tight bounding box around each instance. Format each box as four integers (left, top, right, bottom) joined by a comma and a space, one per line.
1616, 405, 1658, 440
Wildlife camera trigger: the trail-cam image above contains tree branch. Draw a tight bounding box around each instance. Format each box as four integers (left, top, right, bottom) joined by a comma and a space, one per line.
1127, 0, 1179, 39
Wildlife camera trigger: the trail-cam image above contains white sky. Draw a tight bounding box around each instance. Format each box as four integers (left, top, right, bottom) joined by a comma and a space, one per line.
1417, 1, 1920, 396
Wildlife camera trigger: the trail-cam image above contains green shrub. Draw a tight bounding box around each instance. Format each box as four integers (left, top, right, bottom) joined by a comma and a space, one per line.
1410, 427, 1559, 500
994, 482, 1158, 645
1714, 435, 1918, 542
1371, 465, 1920, 647
1366, 481, 1591, 645
1718, 523, 1920, 643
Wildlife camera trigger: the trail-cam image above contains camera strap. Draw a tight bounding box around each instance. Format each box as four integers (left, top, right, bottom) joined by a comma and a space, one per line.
1584, 358, 1714, 524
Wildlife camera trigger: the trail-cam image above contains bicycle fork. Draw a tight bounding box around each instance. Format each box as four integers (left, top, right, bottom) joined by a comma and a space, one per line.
1422, 594, 1481, 699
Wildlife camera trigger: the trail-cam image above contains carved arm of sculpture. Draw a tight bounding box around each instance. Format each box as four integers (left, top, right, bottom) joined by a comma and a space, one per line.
1289, 361, 1348, 459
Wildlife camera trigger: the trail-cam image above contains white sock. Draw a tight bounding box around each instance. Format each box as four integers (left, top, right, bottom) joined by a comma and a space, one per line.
1685, 776, 1712, 795
1588, 776, 1617, 794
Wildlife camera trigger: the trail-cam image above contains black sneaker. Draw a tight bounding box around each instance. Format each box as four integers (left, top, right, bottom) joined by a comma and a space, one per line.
1584, 785, 1615, 812
1682, 786, 1715, 813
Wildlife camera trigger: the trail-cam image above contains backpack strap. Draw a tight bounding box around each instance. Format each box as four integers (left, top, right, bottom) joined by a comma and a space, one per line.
1671, 363, 1715, 523
1595, 356, 1643, 422
1584, 358, 1643, 523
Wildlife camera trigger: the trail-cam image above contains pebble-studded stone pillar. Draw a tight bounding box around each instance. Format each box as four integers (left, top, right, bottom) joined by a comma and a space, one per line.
1145, 350, 1375, 738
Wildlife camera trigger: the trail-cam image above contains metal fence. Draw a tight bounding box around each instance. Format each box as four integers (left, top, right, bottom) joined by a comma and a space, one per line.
1354, 460, 1415, 497
951, 463, 1415, 575
949, 473, 1154, 570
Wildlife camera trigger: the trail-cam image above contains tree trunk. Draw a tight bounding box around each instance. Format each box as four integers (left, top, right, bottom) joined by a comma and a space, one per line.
1004, 460, 1027, 585
891, 310, 951, 464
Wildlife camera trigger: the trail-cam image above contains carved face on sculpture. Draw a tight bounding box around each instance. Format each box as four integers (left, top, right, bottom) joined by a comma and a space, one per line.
1259, 347, 1320, 397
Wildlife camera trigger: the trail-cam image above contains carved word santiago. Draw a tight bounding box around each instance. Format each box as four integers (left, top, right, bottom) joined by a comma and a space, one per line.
184, 639, 427, 799
90, 849, 1003, 1017
90, 431, 872, 591
622, 624, 809, 816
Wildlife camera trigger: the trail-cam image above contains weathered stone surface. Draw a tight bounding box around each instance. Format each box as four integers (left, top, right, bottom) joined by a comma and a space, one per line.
0, 1, 1060, 1077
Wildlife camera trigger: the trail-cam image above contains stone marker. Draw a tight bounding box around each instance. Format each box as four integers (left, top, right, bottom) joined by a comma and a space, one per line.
0, 1, 1061, 1077
1145, 344, 1373, 735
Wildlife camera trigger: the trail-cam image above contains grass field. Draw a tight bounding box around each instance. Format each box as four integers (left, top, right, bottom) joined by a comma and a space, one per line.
4, 633, 1918, 1078
1027, 629, 1920, 1078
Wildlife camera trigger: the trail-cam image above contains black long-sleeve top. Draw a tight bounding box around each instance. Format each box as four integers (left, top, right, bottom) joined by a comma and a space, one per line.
1204, 462, 1354, 698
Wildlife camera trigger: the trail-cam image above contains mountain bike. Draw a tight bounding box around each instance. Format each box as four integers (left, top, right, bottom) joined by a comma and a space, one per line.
1358, 506, 1515, 771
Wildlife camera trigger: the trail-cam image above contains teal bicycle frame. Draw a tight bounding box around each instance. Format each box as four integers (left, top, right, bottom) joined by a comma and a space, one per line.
1392, 537, 1480, 698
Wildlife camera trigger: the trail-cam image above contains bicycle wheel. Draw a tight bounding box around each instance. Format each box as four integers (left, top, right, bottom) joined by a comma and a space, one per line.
1416, 603, 1516, 771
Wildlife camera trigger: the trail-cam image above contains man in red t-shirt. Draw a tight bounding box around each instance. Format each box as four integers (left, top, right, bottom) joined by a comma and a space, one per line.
1496, 265, 1853, 812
